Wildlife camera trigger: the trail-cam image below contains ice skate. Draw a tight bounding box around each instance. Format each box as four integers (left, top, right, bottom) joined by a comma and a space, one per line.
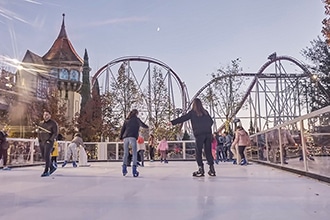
132, 165, 139, 177
192, 166, 204, 177
62, 161, 67, 167
122, 164, 128, 176
49, 165, 57, 175
240, 158, 247, 165
208, 164, 216, 176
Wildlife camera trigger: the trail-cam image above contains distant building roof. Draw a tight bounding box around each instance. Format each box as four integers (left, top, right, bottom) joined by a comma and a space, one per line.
42, 14, 83, 66
23, 50, 44, 64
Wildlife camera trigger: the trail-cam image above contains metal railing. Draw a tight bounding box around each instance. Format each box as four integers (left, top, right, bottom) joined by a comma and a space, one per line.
2, 106, 329, 182
2, 139, 197, 167
248, 105, 330, 182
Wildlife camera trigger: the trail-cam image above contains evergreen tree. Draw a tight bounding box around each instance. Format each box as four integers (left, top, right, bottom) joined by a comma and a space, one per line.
77, 49, 94, 140
90, 79, 103, 141
80, 49, 91, 113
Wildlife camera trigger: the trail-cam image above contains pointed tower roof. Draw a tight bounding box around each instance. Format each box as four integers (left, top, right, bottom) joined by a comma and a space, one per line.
42, 14, 83, 66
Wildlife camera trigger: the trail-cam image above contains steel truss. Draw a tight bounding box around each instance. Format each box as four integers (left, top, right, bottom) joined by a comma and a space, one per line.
191, 55, 329, 133
92, 56, 189, 124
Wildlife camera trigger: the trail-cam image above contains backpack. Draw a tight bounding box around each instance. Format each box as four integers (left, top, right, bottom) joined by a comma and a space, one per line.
137, 136, 144, 144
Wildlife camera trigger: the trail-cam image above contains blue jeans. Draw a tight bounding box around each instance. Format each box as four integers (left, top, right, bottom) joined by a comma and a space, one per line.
123, 137, 138, 166
216, 144, 225, 161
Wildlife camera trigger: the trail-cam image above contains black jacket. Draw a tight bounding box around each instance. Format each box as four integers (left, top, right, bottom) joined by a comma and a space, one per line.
120, 116, 148, 139
171, 110, 213, 137
37, 119, 58, 144
0, 131, 9, 150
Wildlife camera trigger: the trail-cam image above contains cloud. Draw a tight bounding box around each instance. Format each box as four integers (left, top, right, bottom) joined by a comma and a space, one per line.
87, 16, 148, 27
23, 0, 42, 5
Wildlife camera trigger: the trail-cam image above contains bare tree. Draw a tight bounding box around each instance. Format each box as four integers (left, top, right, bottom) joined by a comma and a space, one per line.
202, 58, 245, 133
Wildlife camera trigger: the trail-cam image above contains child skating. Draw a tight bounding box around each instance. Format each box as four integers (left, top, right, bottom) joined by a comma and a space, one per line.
157, 136, 169, 163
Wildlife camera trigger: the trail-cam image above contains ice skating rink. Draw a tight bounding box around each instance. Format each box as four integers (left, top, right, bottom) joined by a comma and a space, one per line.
0, 161, 329, 220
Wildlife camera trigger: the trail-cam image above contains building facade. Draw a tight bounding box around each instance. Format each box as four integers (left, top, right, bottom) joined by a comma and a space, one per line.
16, 14, 83, 128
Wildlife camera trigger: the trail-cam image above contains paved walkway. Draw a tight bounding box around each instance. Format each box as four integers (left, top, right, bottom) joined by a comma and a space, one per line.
0, 161, 329, 220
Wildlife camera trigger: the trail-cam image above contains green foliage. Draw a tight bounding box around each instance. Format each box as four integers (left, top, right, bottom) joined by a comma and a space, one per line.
80, 49, 91, 112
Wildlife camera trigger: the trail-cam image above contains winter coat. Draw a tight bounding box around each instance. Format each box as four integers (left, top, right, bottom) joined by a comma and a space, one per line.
37, 119, 58, 144
120, 116, 149, 140
232, 129, 250, 147
170, 110, 213, 137
71, 136, 84, 147
51, 141, 59, 157
157, 140, 169, 151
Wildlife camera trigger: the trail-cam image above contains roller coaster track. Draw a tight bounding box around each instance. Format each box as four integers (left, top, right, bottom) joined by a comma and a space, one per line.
92, 55, 189, 111
190, 55, 330, 131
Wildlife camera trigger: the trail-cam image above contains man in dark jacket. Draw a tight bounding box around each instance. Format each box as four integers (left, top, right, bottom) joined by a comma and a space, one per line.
37, 110, 58, 177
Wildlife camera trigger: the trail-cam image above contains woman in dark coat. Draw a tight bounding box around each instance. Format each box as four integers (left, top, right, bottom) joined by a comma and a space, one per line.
120, 109, 148, 177
170, 98, 215, 177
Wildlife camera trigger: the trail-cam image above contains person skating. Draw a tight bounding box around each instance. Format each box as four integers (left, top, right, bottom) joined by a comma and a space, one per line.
119, 109, 148, 177
62, 133, 84, 168
231, 126, 250, 165
148, 134, 156, 162
137, 135, 146, 166
169, 98, 215, 177
157, 136, 169, 163
37, 110, 58, 177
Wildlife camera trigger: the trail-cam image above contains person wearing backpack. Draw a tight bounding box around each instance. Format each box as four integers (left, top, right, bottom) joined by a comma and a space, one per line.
231, 125, 250, 165
137, 134, 146, 166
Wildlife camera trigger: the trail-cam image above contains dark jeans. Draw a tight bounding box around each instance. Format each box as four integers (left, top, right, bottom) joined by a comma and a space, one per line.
149, 146, 155, 160
238, 145, 246, 160
195, 133, 213, 167
222, 146, 228, 161
0, 148, 8, 166
216, 145, 227, 161
39, 141, 55, 173
138, 150, 145, 165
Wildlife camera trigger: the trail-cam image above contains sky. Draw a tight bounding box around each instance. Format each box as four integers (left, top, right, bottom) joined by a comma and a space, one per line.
0, 0, 326, 97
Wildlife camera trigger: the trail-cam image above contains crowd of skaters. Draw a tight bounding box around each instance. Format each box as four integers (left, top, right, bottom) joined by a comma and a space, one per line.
1, 98, 315, 178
